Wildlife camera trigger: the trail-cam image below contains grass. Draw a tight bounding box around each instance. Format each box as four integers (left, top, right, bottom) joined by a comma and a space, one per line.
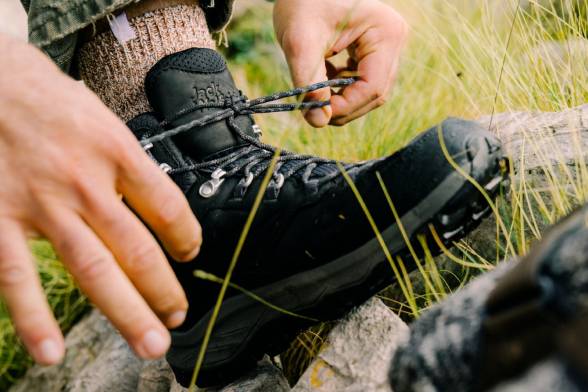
0, 241, 88, 391
1, 0, 588, 389
223, 0, 588, 383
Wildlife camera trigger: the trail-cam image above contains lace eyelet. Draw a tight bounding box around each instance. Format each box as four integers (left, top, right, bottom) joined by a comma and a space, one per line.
242, 172, 254, 187
275, 173, 285, 189
252, 125, 263, 137
143, 142, 154, 151
159, 163, 173, 173
199, 168, 226, 198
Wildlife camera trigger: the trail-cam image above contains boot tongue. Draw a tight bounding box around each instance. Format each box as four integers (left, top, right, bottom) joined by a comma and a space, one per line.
145, 48, 256, 161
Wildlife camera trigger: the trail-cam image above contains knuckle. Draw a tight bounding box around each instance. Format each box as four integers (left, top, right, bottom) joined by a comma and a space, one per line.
0, 262, 29, 288
155, 194, 184, 228
104, 132, 131, 158
125, 243, 162, 274
372, 89, 389, 107
66, 169, 100, 207
119, 314, 151, 342
117, 309, 162, 342
71, 253, 112, 281
153, 290, 186, 314
50, 156, 84, 189
62, 104, 87, 133
96, 210, 122, 232
174, 232, 202, 261
280, 29, 304, 57
14, 314, 55, 345
380, 7, 409, 40
110, 134, 144, 170
331, 117, 348, 127
16, 314, 46, 335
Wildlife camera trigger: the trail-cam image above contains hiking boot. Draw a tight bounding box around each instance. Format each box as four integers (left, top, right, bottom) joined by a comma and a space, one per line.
127, 47, 507, 387
389, 204, 588, 392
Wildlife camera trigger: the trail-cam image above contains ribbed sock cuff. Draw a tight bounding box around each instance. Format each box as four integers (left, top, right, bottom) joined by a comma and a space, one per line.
77, 4, 215, 122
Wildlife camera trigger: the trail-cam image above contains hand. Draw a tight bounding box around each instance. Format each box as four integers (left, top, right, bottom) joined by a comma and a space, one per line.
0, 34, 201, 364
274, 0, 409, 127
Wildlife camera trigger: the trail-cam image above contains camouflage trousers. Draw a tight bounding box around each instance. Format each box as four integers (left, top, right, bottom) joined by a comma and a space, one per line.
20, 0, 234, 74
390, 205, 588, 392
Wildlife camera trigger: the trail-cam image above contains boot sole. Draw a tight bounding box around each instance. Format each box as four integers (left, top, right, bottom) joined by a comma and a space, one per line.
168, 137, 507, 388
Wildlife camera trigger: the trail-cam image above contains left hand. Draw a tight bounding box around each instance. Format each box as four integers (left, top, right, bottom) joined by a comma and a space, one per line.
273, 0, 409, 127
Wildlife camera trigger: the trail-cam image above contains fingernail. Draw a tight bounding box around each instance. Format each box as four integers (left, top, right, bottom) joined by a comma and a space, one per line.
166, 310, 187, 329
139, 329, 170, 358
37, 339, 62, 365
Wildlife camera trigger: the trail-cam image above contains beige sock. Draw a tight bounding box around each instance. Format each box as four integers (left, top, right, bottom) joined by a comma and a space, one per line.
77, 4, 215, 122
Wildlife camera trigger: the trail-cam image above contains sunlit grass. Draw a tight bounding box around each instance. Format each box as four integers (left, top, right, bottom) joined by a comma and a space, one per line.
225, 0, 588, 383
1, 0, 587, 389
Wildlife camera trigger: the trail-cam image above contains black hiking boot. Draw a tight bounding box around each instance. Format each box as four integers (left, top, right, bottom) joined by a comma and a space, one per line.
127, 47, 507, 388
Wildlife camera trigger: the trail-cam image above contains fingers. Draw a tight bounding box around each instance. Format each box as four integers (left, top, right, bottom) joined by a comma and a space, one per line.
276, 1, 408, 127
82, 195, 188, 328
117, 150, 202, 262
40, 207, 171, 359
329, 6, 409, 126
280, 27, 333, 128
330, 38, 400, 126
0, 219, 64, 365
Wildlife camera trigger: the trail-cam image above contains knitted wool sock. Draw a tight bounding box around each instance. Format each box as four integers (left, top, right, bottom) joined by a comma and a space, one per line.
77, 3, 215, 122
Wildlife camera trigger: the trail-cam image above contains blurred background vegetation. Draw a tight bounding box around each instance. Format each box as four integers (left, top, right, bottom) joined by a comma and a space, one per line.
1, 0, 588, 389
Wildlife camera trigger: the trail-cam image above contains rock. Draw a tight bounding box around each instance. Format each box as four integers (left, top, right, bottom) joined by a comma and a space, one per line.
208, 357, 290, 392
491, 359, 582, 392
525, 38, 588, 71
10, 309, 143, 392
480, 104, 588, 173
10, 309, 290, 392
292, 298, 409, 392
137, 359, 176, 392
138, 355, 290, 392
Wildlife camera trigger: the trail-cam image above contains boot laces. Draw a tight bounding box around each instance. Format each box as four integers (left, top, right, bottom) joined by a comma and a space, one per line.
140, 78, 371, 198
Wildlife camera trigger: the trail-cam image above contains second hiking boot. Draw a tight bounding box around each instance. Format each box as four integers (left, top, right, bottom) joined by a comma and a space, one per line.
127, 48, 507, 387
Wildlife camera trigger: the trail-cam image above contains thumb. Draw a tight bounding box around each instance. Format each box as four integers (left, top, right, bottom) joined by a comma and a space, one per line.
281, 29, 332, 128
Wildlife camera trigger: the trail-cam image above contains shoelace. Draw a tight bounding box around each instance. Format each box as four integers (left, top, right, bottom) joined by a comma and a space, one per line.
140, 78, 369, 198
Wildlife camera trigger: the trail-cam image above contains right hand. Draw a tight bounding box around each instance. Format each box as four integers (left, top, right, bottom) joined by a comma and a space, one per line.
0, 34, 202, 364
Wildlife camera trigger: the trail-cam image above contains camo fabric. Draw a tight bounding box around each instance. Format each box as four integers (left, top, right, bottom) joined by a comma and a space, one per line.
389, 262, 516, 392
389, 205, 588, 392
20, 0, 234, 74
489, 360, 581, 392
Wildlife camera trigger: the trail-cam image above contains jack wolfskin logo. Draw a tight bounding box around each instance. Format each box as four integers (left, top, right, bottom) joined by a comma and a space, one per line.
194, 82, 236, 105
